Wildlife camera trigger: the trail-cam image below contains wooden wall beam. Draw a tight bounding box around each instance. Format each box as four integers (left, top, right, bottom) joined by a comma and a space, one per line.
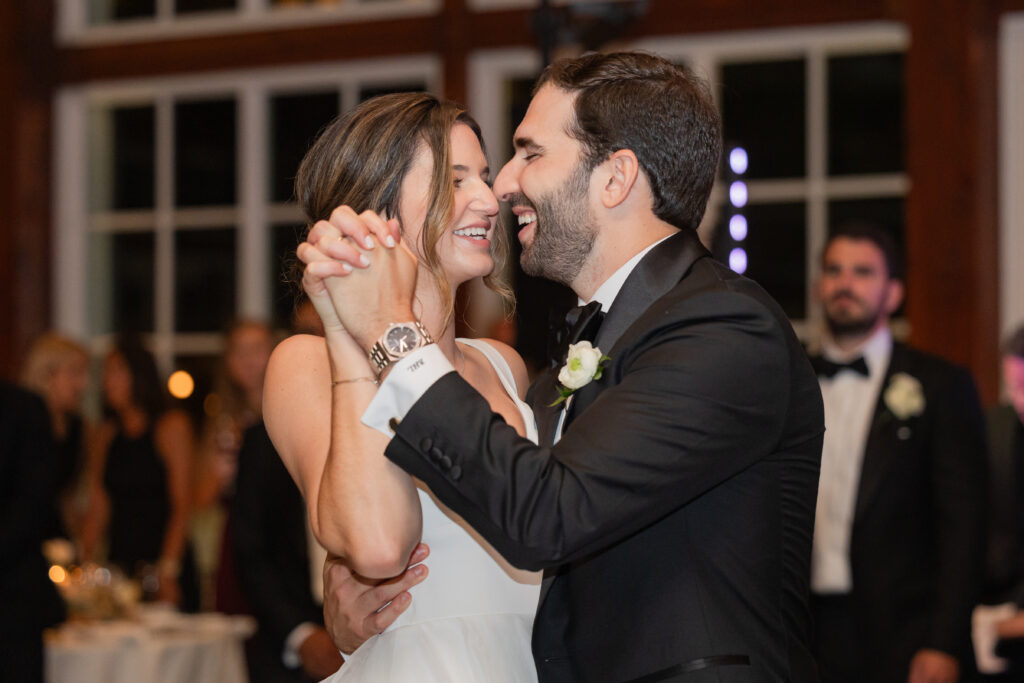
0, 2, 55, 381
904, 0, 1001, 401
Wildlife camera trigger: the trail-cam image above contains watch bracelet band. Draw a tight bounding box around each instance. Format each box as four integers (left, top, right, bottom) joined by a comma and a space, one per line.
369, 321, 434, 375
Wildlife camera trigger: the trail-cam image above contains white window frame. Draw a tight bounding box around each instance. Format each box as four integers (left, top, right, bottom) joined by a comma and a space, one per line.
468, 22, 908, 341
999, 13, 1024, 350
53, 56, 441, 373
57, 0, 440, 47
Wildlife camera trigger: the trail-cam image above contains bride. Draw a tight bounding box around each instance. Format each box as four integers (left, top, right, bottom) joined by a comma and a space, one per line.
264, 92, 540, 681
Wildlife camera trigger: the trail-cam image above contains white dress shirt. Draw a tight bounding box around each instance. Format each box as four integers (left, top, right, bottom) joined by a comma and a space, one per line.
362, 235, 671, 437
810, 325, 892, 594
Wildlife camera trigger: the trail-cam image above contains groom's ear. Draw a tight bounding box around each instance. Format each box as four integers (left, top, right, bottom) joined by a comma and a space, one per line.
598, 149, 640, 210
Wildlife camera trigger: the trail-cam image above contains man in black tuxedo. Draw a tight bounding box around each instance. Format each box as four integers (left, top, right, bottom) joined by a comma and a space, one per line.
0, 381, 66, 682
808, 224, 987, 683
309, 51, 824, 682
231, 421, 344, 682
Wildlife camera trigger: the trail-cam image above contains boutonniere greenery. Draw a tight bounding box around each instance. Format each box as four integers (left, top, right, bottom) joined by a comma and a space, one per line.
883, 372, 926, 421
550, 341, 610, 407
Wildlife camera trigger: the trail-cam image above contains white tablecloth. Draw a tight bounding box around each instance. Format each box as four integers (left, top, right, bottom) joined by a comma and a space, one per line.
46, 609, 255, 683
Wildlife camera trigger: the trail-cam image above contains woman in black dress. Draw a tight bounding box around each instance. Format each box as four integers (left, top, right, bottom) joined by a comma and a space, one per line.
81, 334, 198, 610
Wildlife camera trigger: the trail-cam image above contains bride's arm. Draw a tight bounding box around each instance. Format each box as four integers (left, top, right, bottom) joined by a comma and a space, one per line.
264, 332, 422, 579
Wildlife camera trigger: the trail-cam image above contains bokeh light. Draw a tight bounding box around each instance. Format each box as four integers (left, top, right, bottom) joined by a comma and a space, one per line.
168, 370, 195, 399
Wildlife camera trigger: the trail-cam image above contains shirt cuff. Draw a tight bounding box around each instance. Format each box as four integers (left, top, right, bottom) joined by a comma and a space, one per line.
283, 622, 318, 669
362, 344, 455, 437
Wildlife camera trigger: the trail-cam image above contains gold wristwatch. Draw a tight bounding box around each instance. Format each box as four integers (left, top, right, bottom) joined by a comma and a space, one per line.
368, 321, 434, 376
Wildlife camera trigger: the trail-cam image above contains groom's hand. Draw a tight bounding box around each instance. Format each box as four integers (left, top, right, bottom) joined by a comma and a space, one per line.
322, 543, 430, 654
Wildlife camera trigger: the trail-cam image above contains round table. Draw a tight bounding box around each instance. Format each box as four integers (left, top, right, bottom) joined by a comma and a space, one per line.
46, 609, 255, 683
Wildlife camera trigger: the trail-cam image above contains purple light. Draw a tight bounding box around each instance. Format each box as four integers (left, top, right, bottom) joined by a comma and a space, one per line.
729, 181, 748, 208
729, 247, 748, 274
729, 214, 748, 241
729, 147, 748, 175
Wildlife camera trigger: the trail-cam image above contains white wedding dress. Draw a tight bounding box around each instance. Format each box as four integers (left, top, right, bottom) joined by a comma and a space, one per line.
322, 338, 541, 682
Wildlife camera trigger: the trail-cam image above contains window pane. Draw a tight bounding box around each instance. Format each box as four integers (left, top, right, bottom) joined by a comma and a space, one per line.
270, 91, 340, 203
271, 223, 305, 330
175, 228, 236, 332
175, 99, 237, 206
720, 59, 806, 180
358, 82, 428, 103
828, 53, 904, 175
89, 0, 156, 22
90, 232, 155, 334
827, 197, 905, 259
713, 201, 807, 319
90, 104, 155, 211
175, 0, 237, 13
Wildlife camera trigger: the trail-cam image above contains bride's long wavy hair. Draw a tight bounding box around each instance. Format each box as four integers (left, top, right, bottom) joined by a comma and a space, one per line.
294, 92, 514, 329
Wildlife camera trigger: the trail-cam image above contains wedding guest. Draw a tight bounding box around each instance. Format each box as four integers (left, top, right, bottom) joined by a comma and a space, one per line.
0, 381, 67, 682
191, 319, 274, 611
232, 420, 343, 682
976, 324, 1024, 674
808, 223, 988, 683
20, 332, 91, 543
80, 334, 199, 610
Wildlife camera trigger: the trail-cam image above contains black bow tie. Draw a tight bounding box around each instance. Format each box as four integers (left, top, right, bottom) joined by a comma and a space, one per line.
811, 355, 869, 379
548, 301, 605, 368
564, 300, 605, 345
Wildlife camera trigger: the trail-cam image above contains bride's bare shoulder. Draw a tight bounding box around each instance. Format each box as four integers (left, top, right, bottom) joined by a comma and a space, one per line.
264, 334, 330, 431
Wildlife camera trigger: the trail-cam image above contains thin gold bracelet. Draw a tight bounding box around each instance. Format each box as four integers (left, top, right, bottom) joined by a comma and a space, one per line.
331, 376, 379, 387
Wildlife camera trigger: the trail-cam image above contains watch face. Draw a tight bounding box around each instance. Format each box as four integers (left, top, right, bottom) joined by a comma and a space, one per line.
384, 324, 420, 356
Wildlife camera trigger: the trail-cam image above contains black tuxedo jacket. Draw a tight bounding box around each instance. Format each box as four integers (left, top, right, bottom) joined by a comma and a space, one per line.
232, 422, 324, 683
0, 382, 67, 635
984, 403, 1023, 601
815, 343, 988, 680
385, 230, 825, 682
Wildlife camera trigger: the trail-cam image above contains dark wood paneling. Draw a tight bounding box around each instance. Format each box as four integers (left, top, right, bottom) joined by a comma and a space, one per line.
904, 0, 1000, 402
58, 16, 440, 84
58, 1, 904, 86
0, 2, 55, 381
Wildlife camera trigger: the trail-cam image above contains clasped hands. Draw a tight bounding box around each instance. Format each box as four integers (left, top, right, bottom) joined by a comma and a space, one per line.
297, 206, 419, 351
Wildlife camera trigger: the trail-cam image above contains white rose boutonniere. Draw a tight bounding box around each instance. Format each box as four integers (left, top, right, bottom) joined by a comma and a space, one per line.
551, 341, 610, 406
883, 372, 926, 420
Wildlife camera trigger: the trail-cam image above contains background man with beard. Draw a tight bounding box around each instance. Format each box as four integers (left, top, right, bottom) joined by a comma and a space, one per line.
301, 51, 825, 682
808, 223, 988, 683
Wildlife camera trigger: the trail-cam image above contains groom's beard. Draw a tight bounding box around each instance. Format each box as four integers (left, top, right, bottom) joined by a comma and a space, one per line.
517, 161, 598, 287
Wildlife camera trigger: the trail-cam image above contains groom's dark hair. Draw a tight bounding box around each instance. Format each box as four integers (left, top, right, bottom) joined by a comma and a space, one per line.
536, 51, 722, 232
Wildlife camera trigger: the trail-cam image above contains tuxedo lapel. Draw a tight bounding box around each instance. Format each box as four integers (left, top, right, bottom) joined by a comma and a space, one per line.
565, 230, 709, 423
854, 343, 906, 522
531, 368, 563, 448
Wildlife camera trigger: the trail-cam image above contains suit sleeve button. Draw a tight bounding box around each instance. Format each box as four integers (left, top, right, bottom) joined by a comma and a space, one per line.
449, 465, 462, 481
419, 437, 433, 452
429, 447, 444, 462
439, 455, 452, 469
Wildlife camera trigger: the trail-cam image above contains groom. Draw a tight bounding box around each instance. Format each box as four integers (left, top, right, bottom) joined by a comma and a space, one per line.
314, 52, 824, 682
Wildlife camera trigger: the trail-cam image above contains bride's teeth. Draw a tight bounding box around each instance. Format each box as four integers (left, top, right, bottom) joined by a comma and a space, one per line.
517, 214, 536, 226
454, 227, 488, 239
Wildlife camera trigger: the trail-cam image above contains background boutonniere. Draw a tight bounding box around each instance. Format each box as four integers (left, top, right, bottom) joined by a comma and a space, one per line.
883, 372, 925, 420
551, 341, 610, 406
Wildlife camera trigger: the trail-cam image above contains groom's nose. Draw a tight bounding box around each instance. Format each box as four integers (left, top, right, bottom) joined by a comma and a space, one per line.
492, 156, 520, 203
